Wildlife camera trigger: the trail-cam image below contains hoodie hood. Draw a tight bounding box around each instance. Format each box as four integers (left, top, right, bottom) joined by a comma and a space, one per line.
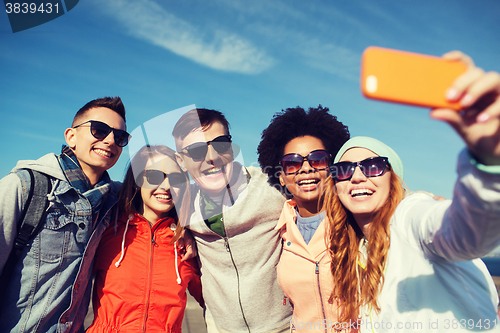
11, 153, 66, 180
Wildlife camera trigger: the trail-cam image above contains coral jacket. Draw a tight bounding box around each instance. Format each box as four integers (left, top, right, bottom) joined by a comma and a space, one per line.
276, 200, 357, 332
87, 214, 204, 333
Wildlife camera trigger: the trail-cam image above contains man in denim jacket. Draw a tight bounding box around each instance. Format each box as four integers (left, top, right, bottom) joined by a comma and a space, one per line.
0, 97, 129, 333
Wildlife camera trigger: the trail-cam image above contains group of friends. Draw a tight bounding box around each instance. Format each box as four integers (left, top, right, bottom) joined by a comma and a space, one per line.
1, 51, 500, 333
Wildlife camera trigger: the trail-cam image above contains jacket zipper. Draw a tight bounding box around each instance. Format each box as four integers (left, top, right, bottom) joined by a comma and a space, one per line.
223, 232, 251, 332
283, 248, 328, 331
142, 220, 165, 332
282, 231, 329, 332
200, 190, 251, 332
316, 261, 327, 333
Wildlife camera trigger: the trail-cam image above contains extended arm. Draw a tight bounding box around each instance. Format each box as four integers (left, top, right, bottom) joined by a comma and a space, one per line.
402, 52, 500, 261
400, 150, 500, 261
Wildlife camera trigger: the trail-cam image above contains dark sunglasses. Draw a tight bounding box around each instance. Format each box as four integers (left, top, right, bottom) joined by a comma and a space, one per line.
181, 135, 233, 161
141, 169, 187, 188
73, 120, 131, 147
280, 150, 332, 175
330, 156, 389, 181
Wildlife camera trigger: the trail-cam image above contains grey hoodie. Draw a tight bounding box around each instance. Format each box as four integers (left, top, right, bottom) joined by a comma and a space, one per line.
186, 163, 292, 333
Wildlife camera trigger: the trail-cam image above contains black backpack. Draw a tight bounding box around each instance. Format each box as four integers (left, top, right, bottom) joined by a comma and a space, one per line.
0, 169, 52, 305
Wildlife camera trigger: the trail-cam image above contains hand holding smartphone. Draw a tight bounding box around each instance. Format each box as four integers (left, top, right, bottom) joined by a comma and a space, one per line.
361, 47, 468, 110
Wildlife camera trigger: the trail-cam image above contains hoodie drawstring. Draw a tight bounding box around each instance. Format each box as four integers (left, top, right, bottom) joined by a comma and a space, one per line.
115, 216, 183, 286
174, 241, 182, 285
115, 214, 133, 268
46, 179, 58, 211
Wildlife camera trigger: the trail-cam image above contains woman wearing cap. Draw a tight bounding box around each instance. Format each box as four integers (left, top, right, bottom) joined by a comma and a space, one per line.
258, 105, 352, 332
324, 52, 500, 332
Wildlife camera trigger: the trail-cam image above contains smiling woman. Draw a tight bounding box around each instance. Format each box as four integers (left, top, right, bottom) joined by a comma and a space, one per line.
257, 105, 351, 331
322, 51, 500, 332
325, 136, 500, 332
279, 136, 331, 216
87, 144, 204, 332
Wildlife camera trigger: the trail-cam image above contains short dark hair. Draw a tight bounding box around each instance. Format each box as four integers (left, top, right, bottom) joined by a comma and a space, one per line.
257, 105, 350, 193
72, 96, 126, 126
172, 108, 230, 145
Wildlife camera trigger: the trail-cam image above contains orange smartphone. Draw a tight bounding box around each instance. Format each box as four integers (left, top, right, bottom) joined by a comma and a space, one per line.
361, 46, 468, 110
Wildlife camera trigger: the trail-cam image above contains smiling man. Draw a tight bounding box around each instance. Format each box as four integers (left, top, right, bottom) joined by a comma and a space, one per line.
173, 108, 292, 333
0, 97, 129, 333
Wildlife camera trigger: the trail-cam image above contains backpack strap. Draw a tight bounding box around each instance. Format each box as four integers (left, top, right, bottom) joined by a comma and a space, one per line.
0, 169, 52, 309
14, 169, 52, 251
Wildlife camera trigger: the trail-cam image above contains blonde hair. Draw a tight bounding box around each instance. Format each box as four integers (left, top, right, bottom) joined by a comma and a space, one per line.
323, 168, 405, 322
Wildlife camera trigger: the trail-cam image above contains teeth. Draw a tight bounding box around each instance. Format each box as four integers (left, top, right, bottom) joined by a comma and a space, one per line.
351, 188, 373, 197
94, 149, 111, 157
298, 179, 318, 185
155, 194, 171, 200
204, 168, 222, 176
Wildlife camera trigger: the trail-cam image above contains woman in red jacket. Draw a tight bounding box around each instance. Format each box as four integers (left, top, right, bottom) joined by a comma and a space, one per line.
87, 145, 204, 333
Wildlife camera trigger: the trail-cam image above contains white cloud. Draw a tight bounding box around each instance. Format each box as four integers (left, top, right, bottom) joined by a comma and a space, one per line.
249, 22, 360, 82
199, 0, 362, 81
102, 0, 274, 74
212, 0, 307, 22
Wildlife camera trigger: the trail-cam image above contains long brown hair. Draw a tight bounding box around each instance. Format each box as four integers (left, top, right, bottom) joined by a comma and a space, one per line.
323, 168, 405, 323
118, 145, 191, 243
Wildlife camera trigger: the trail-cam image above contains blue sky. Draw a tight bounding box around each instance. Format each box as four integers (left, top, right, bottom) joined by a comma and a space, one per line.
1, 0, 500, 199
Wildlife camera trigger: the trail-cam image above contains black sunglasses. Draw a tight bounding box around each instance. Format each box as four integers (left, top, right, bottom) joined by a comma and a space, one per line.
181, 135, 233, 161
330, 156, 389, 181
73, 120, 131, 147
141, 169, 187, 188
280, 150, 332, 175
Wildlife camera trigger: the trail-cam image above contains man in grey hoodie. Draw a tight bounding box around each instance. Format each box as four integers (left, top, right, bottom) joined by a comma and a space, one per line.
173, 108, 292, 333
0, 97, 130, 333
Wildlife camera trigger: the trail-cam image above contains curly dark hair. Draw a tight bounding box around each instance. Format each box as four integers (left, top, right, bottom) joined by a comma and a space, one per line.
257, 105, 349, 194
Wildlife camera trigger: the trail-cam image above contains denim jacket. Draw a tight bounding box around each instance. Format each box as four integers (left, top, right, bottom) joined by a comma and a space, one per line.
0, 154, 120, 333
